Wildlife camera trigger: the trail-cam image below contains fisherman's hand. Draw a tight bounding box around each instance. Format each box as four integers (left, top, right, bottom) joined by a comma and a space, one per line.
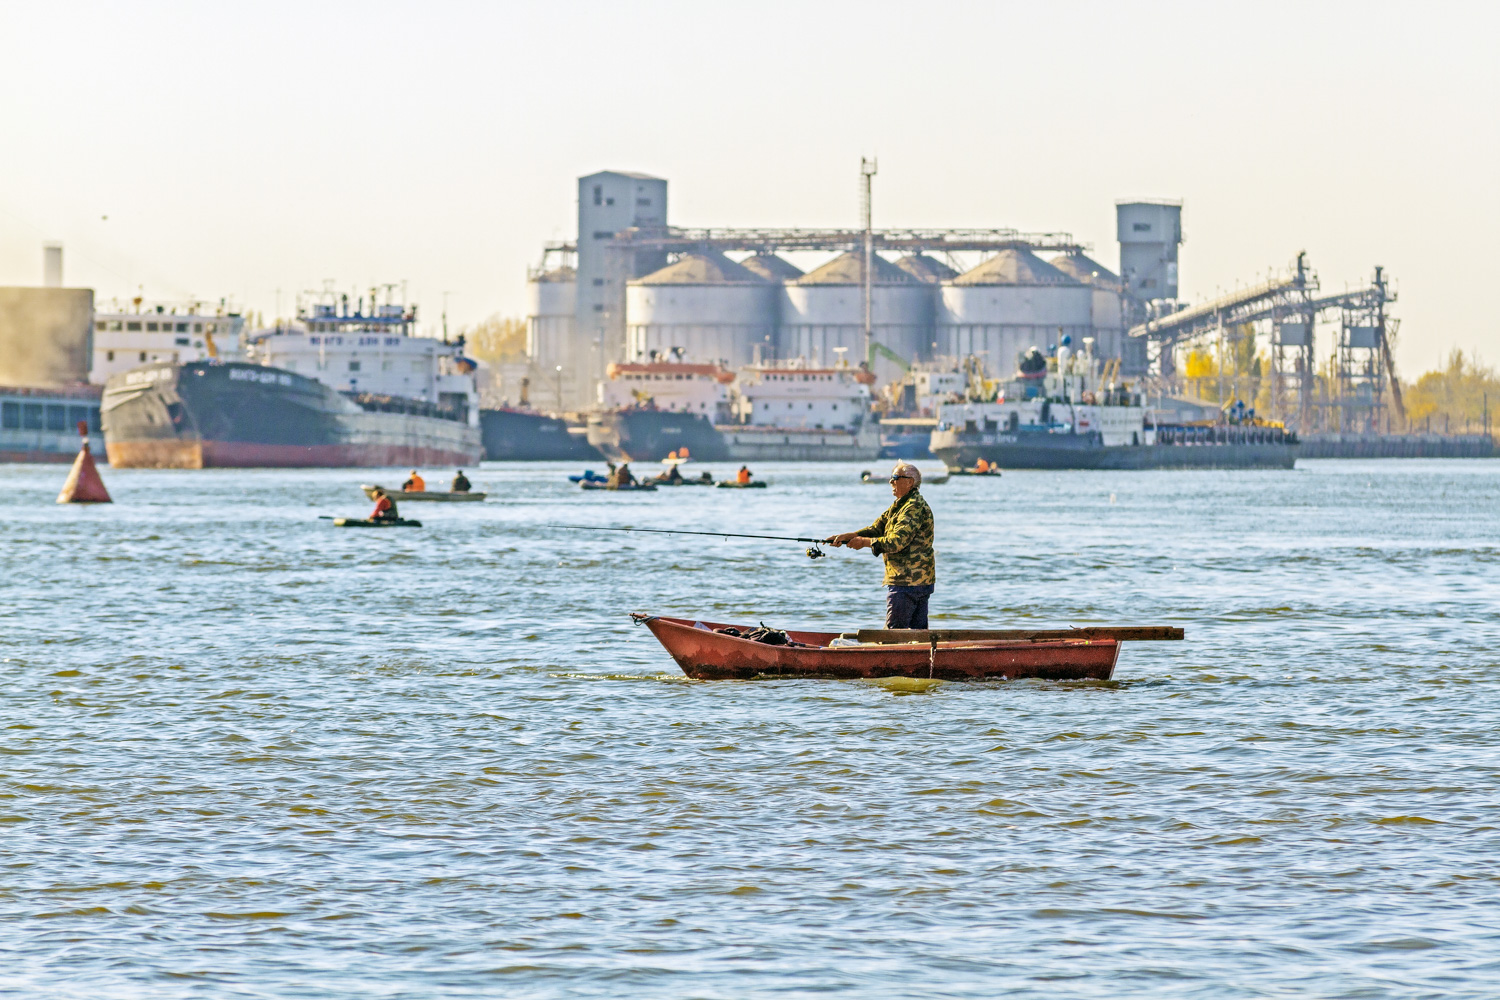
845, 536, 872, 550
825, 531, 858, 547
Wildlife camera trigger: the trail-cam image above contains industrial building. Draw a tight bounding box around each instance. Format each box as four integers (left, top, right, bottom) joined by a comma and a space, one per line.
527, 168, 1164, 410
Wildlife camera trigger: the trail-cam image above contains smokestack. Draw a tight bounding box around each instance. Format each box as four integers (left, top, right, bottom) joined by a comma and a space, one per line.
43, 243, 63, 287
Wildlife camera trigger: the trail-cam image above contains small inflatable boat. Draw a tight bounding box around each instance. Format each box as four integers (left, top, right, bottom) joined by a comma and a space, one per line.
361, 485, 485, 502
580, 481, 658, 492
333, 517, 423, 528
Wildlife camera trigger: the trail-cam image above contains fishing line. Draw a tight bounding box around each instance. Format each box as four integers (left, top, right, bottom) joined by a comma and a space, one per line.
547, 523, 833, 559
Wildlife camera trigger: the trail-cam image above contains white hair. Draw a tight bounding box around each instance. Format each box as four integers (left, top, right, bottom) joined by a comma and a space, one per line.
892, 462, 921, 485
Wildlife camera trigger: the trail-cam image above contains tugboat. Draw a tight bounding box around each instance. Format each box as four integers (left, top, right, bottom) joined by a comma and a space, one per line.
102, 293, 483, 468
929, 338, 1297, 470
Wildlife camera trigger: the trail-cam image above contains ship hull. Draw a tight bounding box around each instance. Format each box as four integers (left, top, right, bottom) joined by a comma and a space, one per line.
932, 429, 1297, 470
480, 408, 602, 461
716, 423, 882, 462
587, 409, 729, 462
102, 361, 481, 469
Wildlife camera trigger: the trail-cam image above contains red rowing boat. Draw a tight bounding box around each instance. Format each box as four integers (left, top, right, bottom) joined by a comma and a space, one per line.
633, 614, 1184, 681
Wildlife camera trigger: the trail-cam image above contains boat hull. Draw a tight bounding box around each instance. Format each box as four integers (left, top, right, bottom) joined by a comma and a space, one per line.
580, 481, 657, 492
480, 408, 602, 461
587, 409, 730, 462
361, 485, 486, 502
932, 428, 1297, 470
716, 423, 882, 462
102, 361, 482, 469
640, 615, 1119, 681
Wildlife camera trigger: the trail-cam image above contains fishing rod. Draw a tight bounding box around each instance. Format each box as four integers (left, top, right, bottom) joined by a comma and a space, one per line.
548, 523, 835, 559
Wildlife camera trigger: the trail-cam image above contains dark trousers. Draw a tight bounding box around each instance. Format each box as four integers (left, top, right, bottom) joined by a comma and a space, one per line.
885, 585, 934, 629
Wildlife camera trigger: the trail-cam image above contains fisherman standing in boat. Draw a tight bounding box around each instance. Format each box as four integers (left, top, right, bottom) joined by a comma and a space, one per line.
825, 462, 935, 629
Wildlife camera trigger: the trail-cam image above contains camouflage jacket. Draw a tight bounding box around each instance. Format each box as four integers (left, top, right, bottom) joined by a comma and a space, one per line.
856, 488, 935, 586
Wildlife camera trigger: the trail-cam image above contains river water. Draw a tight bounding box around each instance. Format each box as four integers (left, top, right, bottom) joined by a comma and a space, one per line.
2, 458, 1499, 998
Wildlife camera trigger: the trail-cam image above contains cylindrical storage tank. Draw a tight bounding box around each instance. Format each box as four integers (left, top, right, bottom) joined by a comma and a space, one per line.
1050, 252, 1124, 361
625, 252, 775, 368
938, 248, 1092, 377
526, 266, 576, 371
779, 251, 933, 383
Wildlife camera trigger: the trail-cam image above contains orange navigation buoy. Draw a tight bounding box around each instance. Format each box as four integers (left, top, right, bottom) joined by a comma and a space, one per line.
57, 421, 112, 504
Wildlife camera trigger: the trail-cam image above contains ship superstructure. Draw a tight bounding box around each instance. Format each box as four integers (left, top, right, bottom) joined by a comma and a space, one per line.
92, 302, 245, 383
247, 299, 477, 418
718, 360, 881, 460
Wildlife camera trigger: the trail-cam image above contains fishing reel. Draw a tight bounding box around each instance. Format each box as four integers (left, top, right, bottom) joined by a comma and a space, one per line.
805, 544, 825, 560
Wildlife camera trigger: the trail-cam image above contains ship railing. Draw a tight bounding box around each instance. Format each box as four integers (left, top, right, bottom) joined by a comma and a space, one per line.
1155, 424, 1293, 447
344, 391, 464, 422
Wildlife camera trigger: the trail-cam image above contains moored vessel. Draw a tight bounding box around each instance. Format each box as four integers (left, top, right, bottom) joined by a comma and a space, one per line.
480, 407, 602, 461
1, 384, 104, 463
718, 360, 880, 461
929, 341, 1297, 470
102, 295, 482, 468
586, 359, 733, 462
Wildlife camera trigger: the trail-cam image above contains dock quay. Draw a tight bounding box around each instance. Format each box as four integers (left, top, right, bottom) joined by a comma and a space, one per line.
1299, 433, 1494, 459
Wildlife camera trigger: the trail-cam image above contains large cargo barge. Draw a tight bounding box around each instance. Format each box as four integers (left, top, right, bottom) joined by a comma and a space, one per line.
102, 361, 481, 468
929, 344, 1297, 470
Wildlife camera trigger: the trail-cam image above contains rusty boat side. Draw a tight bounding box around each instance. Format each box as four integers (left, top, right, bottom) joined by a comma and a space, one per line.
638, 615, 1120, 682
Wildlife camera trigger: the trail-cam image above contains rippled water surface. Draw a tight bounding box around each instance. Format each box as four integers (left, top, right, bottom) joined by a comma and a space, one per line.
3, 459, 1500, 998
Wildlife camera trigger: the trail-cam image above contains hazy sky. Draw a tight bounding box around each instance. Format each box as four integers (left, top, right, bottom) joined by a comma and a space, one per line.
2, 0, 1494, 374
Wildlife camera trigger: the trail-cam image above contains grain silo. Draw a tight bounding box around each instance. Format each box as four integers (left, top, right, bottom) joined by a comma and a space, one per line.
895, 253, 959, 285
739, 253, 804, 283
625, 252, 775, 367
1051, 252, 1124, 360
937, 248, 1092, 376
526, 264, 576, 374
780, 251, 930, 382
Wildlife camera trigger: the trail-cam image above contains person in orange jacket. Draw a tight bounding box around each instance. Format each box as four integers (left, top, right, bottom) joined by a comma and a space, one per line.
736, 465, 752, 484
402, 470, 426, 492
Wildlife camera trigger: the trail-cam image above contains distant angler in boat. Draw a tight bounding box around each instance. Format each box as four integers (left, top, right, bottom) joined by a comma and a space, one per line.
825, 462, 936, 629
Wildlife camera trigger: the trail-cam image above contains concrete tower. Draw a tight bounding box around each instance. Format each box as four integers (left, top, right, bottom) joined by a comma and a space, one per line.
43, 243, 63, 287
574, 171, 669, 394
1116, 201, 1182, 304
